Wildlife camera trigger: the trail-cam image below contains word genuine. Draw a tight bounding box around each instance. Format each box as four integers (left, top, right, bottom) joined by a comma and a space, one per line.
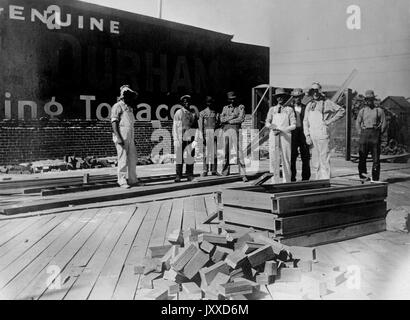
0, 4, 120, 34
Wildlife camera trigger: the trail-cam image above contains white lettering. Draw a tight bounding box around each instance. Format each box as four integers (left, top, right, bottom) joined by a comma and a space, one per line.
110, 21, 120, 34
44, 97, 63, 118
80, 95, 96, 120
90, 17, 103, 31
136, 103, 151, 121
31, 8, 47, 24
10, 5, 25, 20
346, 5, 361, 30
96, 103, 111, 121
4, 92, 11, 120
18, 101, 37, 119
156, 104, 169, 121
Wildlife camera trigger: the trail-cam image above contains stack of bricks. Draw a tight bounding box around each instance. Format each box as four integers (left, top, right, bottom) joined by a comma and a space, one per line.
134, 227, 352, 300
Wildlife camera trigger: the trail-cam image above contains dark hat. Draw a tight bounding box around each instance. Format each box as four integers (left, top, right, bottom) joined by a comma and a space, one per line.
272, 88, 289, 98
291, 88, 304, 97
227, 91, 237, 100
119, 85, 138, 99
180, 94, 192, 102
364, 90, 376, 100
205, 96, 215, 103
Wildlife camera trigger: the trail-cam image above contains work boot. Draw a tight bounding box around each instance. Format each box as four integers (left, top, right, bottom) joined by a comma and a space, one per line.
187, 176, 195, 182
201, 172, 208, 178
119, 183, 131, 189
174, 177, 182, 183
212, 172, 222, 176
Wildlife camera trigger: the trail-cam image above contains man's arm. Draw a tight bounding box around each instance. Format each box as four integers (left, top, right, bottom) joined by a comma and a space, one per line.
356, 108, 364, 133
325, 100, 345, 125
111, 104, 124, 145
303, 105, 312, 144
220, 106, 228, 124
281, 107, 296, 133
379, 108, 387, 133
173, 110, 182, 143
229, 105, 245, 124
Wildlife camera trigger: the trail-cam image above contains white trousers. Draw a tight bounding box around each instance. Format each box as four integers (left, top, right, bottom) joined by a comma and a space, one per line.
115, 134, 137, 186
311, 138, 331, 180
269, 131, 292, 183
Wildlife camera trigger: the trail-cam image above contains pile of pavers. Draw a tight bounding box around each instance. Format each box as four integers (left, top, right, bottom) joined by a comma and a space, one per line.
134, 228, 351, 300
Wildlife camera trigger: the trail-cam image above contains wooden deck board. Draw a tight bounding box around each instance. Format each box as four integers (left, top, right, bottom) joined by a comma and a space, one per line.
0, 213, 71, 272
182, 197, 196, 231
87, 206, 147, 300
0, 217, 42, 247
16, 208, 116, 300
194, 197, 211, 233
0, 215, 56, 259
39, 208, 125, 300
164, 198, 183, 242
111, 203, 160, 300
0, 209, 99, 299
63, 207, 134, 300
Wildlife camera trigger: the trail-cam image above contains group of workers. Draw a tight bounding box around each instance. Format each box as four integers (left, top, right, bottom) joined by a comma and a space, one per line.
110, 83, 386, 188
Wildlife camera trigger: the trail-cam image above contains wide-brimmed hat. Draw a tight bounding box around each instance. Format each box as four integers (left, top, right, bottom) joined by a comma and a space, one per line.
291, 88, 304, 97
180, 94, 192, 102
227, 91, 237, 100
119, 85, 138, 99
364, 90, 376, 100
272, 88, 289, 98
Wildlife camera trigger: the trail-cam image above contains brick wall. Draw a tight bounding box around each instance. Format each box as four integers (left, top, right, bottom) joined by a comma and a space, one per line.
0, 119, 173, 165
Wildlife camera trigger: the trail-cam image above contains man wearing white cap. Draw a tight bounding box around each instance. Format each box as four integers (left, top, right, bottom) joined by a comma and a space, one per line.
303, 82, 345, 180
265, 88, 296, 183
111, 85, 140, 188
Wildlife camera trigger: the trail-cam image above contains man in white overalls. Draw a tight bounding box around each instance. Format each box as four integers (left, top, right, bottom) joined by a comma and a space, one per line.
111, 85, 139, 188
265, 88, 296, 183
303, 82, 345, 180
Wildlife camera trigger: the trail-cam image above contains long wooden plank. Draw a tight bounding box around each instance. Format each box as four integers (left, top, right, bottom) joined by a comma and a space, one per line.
274, 201, 387, 236
223, 207, 276, 231
164, 199, 183, 242
256, 179, 331, 192
39, 208, 131, 300
194, 197, 211, 233
278, 218, 386, 247
272, 184, 388, 215
63, 208, 134, 300
223, 189, 273, 212
0, 215, 55, 257
111, 203, 161, 300
0, 214, 70, 271
0, 217, 42, 247
15, 208, 117, 300
87, 206, 148, 300
0, 210, 81, 289
183, 197, 196, 231
148, 201, 173, 248
136, 202, 175, 293
1, 172, 265, 215
204, 195, 219, 234
0, 209, 99, 298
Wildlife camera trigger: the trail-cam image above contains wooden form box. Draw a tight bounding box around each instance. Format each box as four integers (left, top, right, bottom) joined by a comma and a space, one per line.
217, 181, 388, 246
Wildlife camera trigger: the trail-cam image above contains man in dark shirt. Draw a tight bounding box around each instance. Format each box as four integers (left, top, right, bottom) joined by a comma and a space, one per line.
290, 88, 311, 181
356, 90, 387, 181
196, 96, 220, 177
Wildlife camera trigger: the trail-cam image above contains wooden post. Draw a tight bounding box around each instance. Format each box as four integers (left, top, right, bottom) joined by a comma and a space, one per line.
345, 88, 353, 161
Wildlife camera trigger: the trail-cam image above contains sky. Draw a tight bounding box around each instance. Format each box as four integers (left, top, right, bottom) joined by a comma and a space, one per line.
81, 0, 410, 98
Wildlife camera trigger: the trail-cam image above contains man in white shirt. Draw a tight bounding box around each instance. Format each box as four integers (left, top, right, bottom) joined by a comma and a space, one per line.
303, 82, 345, 180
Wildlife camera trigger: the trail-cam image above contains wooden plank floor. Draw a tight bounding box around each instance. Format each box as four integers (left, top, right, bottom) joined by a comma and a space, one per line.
1, 163, 410, 300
